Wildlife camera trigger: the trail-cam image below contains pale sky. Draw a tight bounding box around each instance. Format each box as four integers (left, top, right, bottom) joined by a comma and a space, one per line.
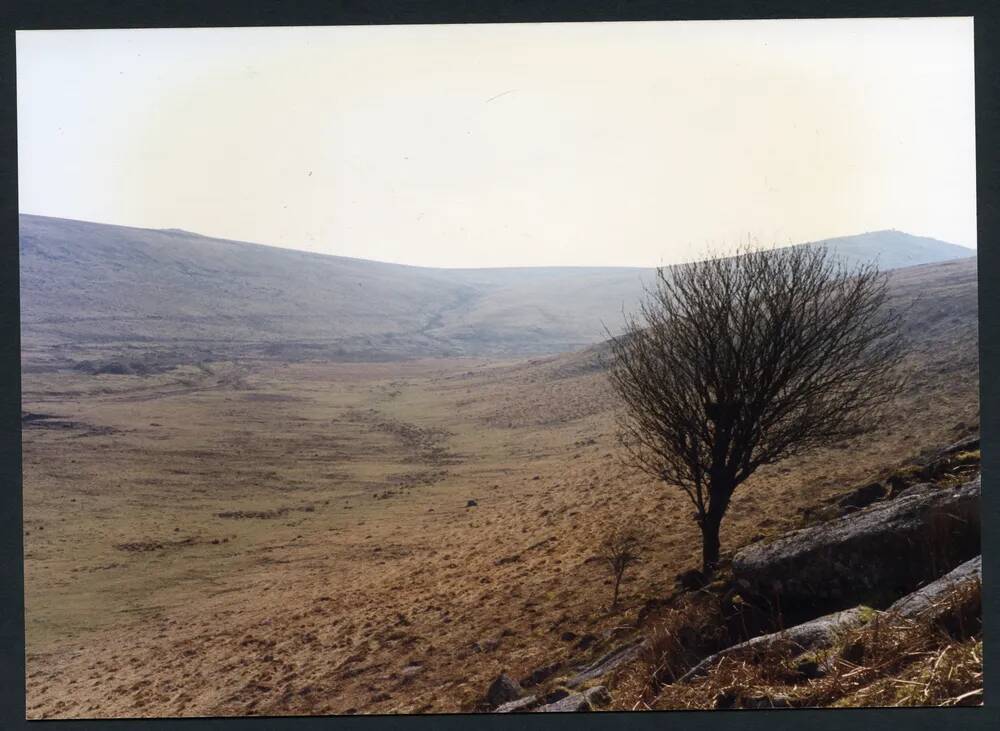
17, 18, 976, 268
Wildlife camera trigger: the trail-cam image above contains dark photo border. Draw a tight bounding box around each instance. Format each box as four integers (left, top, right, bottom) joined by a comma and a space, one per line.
1, 2, 997, 730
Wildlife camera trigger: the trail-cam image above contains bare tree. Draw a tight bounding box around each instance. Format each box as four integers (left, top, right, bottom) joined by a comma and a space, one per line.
608, 244, 905, 576
598, 523, 647, 607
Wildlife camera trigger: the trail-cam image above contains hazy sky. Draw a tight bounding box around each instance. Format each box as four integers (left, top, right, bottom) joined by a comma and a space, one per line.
17, 18, 976, 268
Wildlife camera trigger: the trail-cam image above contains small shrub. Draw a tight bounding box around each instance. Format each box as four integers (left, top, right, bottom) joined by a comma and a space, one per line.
596, 523, 649, 608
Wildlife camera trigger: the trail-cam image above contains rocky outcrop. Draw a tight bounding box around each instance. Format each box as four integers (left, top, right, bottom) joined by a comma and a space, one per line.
677, 606, 872, 683
888, 555, 981, 621
486, 673, 524, 707
676, 554, 981, 688
803, 480, 889, 523
488, 641, 635, 712
835, 481, 887, 512
941, 434, 979, 455
733, 474, 980, 613
888, 437, 981, 493
536, 685, 611, 712
520, 661, 561, 688
493, 684, 614, 713
494, 695, 540, 713
563, 638, 646, 689
803, 437, 980, 521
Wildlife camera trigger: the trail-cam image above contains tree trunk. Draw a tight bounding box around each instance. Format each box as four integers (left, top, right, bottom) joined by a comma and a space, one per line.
612, 572, 622, 607
701, 482, 733, 576
701, 516, 721, 576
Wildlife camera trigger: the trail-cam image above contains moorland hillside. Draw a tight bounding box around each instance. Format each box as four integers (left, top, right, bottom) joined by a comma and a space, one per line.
20, 214, 974, 367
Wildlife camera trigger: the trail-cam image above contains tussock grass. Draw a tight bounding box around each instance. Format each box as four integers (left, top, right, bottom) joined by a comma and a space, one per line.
639, 594, 730, 688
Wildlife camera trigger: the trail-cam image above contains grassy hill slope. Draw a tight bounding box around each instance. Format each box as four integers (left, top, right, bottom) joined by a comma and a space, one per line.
20, 214, 975, 363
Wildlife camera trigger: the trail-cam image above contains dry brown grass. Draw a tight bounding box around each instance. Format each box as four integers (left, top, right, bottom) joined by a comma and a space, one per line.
616, 579, 982, 711
21, 255, 980, 718
21, 347, 979, 717
639, 598, 729, 682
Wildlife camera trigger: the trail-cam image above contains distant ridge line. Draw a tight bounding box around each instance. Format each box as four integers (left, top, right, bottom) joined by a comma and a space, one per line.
18, 213, 973, 272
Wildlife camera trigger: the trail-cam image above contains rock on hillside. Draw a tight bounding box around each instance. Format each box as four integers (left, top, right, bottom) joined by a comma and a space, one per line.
485, 673, 524, 707
733, 475, 980, 615
673, 557, 981, 695
536, 685, 611, 712
563, 638, 646, 689
888, 555, 982, 622
677, 606, 873, 683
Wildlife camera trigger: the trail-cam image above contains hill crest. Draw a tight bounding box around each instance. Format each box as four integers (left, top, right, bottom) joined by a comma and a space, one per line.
19, 214, 975, 362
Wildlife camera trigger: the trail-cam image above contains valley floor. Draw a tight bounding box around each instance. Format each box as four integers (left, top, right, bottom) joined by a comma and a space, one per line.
22, 350, 978, 717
